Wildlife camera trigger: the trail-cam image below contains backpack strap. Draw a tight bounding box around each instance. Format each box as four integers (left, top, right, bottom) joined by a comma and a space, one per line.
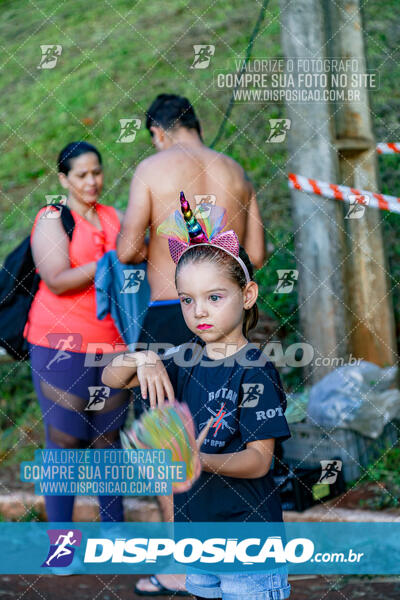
39, 203, 75, 240
59, 204, 75, 240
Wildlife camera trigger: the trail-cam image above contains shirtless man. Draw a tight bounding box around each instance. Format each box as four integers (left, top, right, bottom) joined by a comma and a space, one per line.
117, 94, 265, 596
118, 94, 265, 349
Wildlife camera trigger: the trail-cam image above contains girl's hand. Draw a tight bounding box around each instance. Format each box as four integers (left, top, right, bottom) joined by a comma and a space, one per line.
135, 351, 175, 408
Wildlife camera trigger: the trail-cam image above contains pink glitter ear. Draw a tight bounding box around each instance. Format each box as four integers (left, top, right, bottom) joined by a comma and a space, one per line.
210, 230, 240, 256
168, 239, 189, 264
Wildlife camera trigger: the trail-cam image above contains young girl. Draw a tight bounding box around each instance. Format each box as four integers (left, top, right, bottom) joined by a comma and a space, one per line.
103, 194, 291, 600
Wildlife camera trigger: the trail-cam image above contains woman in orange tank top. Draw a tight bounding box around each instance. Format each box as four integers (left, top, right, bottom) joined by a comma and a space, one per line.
25, 142, 144, 526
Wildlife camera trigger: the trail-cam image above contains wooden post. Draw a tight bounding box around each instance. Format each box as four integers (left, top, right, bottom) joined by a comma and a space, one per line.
326, 0, 397, 366
279, 0, 349, 383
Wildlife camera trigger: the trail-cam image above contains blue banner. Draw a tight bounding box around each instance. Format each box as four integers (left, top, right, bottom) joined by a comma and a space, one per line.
0, 522, 398, 574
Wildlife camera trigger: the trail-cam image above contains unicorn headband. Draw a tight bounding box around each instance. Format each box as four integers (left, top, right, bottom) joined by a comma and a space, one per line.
156, 191, 251, 284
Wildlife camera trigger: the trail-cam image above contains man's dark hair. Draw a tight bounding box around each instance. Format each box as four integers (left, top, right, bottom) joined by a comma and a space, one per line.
145, 94, 202, 138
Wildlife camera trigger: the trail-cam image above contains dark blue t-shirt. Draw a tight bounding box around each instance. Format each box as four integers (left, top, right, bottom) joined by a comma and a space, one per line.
160, 341, 291, 523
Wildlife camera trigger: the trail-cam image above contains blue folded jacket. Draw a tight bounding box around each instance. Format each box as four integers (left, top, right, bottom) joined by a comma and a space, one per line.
95, 250, 150, 347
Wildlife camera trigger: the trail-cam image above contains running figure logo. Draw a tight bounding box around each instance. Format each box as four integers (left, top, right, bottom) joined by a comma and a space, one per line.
37, 45, 62, 69
345, 194, 370, 219
275, 269, 298, 294
267, 119, 291, 143
42, 529, 82, 568
85, 386, 110, 411
194, 195, 217, 218
240, 383, 264, 408
43, 195, 67, 218
121, 269, 145, 293
116, 119, 141, 143
200, 403, 235, 437
45, 334, 82, 370
191, 45, 215, 69
318, 460, 342, 484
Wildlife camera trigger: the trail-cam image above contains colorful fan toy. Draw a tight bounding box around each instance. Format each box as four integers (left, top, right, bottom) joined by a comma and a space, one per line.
120, 402, 201, 493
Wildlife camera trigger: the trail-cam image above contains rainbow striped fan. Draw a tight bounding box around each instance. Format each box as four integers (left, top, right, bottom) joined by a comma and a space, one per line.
120, 402, 201, 493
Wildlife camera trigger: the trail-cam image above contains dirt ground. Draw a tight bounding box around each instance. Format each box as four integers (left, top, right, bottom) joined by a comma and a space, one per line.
0, 575, 400, 600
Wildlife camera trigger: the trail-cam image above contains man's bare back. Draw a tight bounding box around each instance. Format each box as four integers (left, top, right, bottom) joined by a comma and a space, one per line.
118, 134, 265, 301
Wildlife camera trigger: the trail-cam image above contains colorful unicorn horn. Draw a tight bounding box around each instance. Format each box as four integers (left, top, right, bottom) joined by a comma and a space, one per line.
180, 191, 208, 244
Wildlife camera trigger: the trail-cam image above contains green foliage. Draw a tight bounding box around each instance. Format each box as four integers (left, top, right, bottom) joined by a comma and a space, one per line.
18, 507, 43, 522
255, 230, 303, 390
360, 446, 400, 510
0, 362, 43, 466
364, 0, 400, 355
256, 233, 298, 339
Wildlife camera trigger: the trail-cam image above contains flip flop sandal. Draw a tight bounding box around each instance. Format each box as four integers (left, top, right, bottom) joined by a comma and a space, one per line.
134, 575, 190, 596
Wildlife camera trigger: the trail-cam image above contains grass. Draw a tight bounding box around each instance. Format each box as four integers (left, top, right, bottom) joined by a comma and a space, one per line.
0, 361, 44, 466
358, 445, 400, 510
0, 0, 399, 476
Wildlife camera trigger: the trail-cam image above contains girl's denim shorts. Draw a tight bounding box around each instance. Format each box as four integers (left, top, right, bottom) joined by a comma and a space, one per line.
185, 567, 291, 600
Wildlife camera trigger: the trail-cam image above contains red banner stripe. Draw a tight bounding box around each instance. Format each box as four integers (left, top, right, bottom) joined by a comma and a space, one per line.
387, 143, 400, 153
372, 193, 390, 211
288, 173, 302, 190
329, 184, 345, 200
309, 178, 321, 195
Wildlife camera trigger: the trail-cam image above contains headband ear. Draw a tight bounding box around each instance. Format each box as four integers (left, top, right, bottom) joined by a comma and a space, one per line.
210, 230, 240, 256
168, 239, 189, 264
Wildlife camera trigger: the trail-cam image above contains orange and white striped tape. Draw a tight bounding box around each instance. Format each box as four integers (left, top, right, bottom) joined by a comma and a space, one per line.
376, 143, 400, 154
288, 173, 400, 215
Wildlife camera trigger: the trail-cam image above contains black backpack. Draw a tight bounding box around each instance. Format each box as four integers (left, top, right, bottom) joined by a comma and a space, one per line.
0, 204, 75, 360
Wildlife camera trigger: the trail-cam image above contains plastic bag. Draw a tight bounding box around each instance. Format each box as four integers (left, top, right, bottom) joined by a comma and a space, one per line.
285, 390, 309, 423
307, 361, 400, 438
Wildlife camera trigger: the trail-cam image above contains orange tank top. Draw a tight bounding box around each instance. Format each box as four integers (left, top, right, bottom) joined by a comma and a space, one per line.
25, 203, 127, 354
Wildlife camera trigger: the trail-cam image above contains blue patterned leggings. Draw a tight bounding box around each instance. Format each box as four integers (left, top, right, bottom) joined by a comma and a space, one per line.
29, 343, 130, 522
